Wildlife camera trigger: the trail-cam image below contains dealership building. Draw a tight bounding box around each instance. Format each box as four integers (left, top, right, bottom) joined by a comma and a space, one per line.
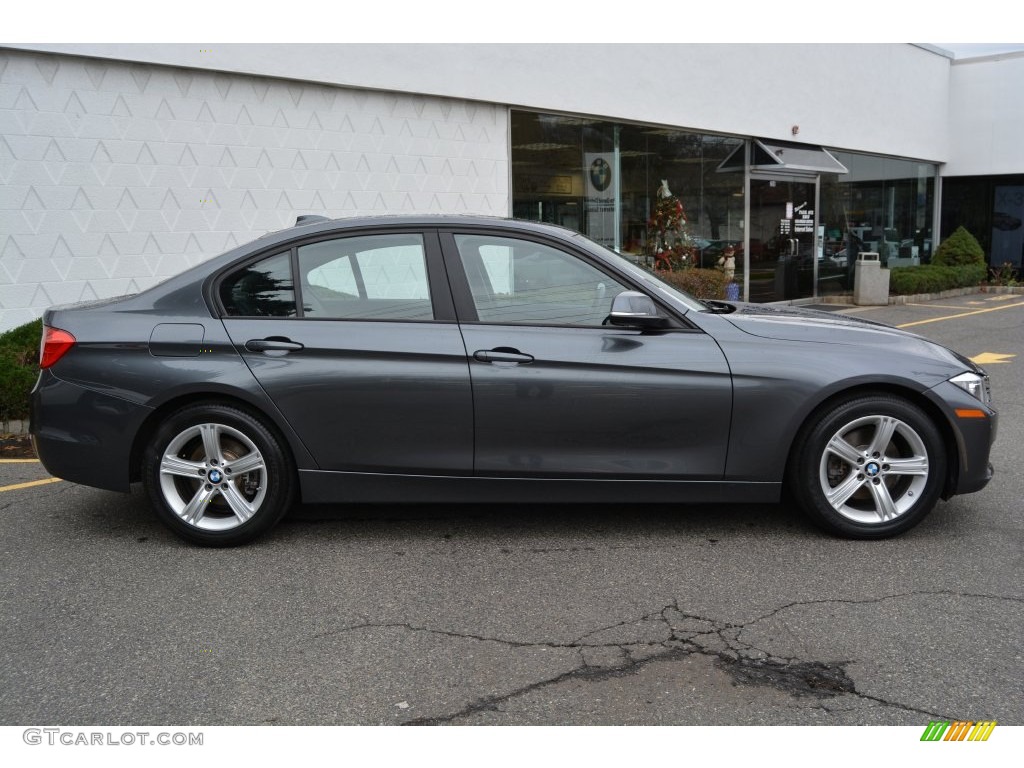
1, 43, 1022, 331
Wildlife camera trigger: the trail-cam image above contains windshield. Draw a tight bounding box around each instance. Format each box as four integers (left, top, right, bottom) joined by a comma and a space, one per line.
584, 239, 707, 312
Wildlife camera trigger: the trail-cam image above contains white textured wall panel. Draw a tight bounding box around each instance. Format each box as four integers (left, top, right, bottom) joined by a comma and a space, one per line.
946, 52, 1024, 176
7, 43, 953, 162
0, 49, 509, 330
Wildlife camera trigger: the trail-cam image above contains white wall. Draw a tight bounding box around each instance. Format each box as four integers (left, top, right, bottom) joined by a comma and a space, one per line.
945, 51, 1024, 176
11, 43, 952, 161
0, 48, 508, 330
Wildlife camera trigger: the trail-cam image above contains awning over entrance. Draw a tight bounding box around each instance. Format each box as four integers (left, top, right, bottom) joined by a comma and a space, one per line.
717, 139, 849, 175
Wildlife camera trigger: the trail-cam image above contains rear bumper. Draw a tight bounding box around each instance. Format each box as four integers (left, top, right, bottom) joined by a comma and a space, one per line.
30, 370, 151, 493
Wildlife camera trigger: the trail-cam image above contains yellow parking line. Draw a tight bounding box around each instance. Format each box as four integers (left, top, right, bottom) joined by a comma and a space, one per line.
0, 459, 40, 464
0, 477, 62, 493
906, 303, 976, 310
986, 295, 1019, 302
897, 301, 1024, 328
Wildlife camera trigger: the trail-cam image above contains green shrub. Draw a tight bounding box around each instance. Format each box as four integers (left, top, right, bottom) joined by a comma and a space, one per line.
932, 226, 985, 267
988, 261, 1020, 286
652, 267, 729, 300
0, 319, 42, 427
889, 263, 986, 295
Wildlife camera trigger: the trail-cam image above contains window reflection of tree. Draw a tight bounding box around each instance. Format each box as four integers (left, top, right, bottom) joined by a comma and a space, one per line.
227, 269, 296, 316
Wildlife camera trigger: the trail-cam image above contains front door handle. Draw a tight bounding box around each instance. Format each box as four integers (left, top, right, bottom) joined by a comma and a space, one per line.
473, 348, 534, 364
245, 337, 305, 353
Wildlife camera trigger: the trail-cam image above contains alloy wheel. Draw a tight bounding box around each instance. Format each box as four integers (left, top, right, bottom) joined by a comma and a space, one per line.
818, 414, 930, 524
157, 422, 268, 531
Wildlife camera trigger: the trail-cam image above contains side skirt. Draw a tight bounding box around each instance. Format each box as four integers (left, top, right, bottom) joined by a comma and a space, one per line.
298, 470, 781, 505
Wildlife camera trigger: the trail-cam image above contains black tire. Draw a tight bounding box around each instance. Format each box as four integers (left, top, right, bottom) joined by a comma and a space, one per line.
787, 394, 946, 539
142, 403, 295, 546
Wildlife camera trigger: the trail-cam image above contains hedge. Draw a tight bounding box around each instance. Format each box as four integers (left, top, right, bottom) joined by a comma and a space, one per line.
889, 263, 987, 295
0, 319, 42, 427
652, 267, 729, 300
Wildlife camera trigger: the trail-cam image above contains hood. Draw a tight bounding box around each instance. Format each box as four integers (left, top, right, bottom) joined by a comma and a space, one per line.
720, 302, 977, 371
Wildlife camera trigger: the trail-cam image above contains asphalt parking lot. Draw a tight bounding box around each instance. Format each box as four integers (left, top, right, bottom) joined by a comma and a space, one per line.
1, 292, 1021, 726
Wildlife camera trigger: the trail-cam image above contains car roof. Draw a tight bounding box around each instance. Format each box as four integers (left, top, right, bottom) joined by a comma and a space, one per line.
244, 213, 581, 256
267, 213, 576, 235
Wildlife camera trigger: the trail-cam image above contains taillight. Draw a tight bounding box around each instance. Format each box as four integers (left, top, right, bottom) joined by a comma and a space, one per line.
40, 326, 76, 369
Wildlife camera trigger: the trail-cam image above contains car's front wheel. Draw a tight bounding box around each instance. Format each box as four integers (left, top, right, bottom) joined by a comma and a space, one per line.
142, 403, 295, 546
789, 394, 946, 538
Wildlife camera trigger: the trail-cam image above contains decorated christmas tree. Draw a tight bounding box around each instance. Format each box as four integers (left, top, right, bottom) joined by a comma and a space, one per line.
647, 180, 696, 270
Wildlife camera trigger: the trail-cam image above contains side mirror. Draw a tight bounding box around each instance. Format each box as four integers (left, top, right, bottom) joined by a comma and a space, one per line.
607, 291, 669, 329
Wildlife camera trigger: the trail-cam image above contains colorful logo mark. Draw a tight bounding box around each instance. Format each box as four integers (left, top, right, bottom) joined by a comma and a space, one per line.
920, 721, 997, 742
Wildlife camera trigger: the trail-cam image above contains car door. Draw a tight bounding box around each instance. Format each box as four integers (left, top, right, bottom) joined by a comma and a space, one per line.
218, 229, 472, 475
440, 229, 733, 479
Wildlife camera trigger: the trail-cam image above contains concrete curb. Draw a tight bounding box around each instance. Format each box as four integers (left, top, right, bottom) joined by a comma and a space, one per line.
817, 285, 1024, 306
1, 420, 29, 437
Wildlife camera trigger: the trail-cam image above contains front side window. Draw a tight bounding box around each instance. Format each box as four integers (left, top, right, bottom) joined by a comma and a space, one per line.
454, 235, 628, 326
299, 234, 433, 321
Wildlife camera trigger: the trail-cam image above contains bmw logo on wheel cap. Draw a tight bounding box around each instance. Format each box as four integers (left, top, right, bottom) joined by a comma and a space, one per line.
865, 462, 880, 477
209, 469, 223, 484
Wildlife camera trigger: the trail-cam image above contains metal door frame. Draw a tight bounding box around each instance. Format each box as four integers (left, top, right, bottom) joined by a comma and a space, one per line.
744, 170, 821, 304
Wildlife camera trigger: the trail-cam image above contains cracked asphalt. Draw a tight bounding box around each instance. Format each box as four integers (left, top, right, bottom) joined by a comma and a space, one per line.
0, 292, 1021, 726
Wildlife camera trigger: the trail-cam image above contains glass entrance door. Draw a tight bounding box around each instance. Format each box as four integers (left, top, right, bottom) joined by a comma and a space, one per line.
748, 176, 819, 302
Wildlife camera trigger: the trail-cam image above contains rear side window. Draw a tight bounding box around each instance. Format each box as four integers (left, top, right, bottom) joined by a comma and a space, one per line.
220, 251, 296, 317
298, 234, 433, 321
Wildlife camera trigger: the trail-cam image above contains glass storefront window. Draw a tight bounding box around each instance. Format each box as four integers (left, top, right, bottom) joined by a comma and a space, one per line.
941, 175, 1024, 269
511, 110, 938, 303
820, 153, 937, 294
510, 111, 745, 279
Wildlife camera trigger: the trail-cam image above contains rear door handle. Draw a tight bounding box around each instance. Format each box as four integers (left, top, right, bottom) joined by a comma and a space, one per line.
473, 348, 534, 364
245, 337, 305, 353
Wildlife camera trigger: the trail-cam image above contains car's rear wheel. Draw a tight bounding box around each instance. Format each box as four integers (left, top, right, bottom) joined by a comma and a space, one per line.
789, 394, 946, 538
142, 404, 294, 546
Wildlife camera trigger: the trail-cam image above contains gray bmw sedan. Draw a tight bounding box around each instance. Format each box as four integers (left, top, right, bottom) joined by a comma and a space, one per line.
30, 216, 996, 545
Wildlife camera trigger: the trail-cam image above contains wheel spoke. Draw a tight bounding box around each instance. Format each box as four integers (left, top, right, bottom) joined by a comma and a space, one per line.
826, 471, 865, 508
827, 435, 863, 465
223, 451, 264, 476
886, 455, 929, 476
868, 416, 898, 457
866, 480, 899, 521
199, 423, 223, 464
219, 483, 256, 523
181, 484, 216, 525
160, 455, 204, 479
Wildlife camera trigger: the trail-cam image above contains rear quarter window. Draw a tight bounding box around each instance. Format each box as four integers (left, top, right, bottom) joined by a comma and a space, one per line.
220, 251, 297, 317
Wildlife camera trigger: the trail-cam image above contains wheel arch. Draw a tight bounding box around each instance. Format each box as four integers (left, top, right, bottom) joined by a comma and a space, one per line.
782, 383, 961, 500
129, 391, 311, 486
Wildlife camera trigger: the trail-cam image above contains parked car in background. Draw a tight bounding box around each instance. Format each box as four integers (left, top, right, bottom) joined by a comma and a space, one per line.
31, 216, 996, 545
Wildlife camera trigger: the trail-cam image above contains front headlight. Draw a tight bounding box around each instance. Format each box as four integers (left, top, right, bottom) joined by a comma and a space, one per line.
950, 371, 991, 404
